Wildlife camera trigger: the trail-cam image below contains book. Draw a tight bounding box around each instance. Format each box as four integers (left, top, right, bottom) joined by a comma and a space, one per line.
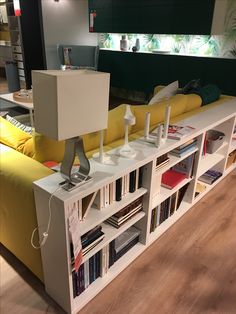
161, 169, 186, 189
176, 183, 189, 210
106, 205, 142, 228
115, 177, 122, 201
93, 188, 104, 210
114, 226, 141, 256
81, 191, 98, 220
172, 154, 195, 178
167, 124, 195, 140
195, 182, 207, 197
129, 170, 136, 193
198, 169, 222, 185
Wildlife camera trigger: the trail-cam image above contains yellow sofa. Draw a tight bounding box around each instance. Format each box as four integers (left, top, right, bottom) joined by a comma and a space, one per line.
0, 92, 234, 282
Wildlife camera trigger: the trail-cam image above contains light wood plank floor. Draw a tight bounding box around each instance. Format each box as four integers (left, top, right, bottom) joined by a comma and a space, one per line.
1, 170, 236, 314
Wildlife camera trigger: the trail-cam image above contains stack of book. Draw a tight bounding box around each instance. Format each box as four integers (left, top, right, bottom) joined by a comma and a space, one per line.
72, 251, 101, 297
156, 153, 170, 170
105, 197, 143, 228
109, 226, 141, 267
81, 226, 105, 256
170, 138, 197, 157
198, 169, 222, 185
150, 184, 189, 232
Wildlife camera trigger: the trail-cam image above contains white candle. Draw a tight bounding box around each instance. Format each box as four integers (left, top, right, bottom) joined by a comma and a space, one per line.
163, 104, 171, 139
144, 112, 150, 138
156, 124, 163, 148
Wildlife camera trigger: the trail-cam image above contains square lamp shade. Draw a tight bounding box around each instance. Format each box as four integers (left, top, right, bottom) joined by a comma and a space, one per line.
32, 70, 110, 140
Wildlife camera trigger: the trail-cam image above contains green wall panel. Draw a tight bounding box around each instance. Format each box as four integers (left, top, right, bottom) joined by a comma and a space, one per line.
98, 50, 236, 96
89, 0, 215, 35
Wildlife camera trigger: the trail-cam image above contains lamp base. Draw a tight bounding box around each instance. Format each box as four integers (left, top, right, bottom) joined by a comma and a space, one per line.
119, 144, 136, 158
60, 136, 92, 191
61, 174, 93, 191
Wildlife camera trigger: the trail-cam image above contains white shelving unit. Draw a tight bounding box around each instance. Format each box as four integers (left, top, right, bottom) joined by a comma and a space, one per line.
33, 99, 236, 314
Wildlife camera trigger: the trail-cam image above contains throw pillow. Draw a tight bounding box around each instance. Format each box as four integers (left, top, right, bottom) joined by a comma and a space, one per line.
196, 84, 221, 106
148, 81, 179, 105
181, 79, 201, 94
6, 115, 33, 134
0, 116, 31, 151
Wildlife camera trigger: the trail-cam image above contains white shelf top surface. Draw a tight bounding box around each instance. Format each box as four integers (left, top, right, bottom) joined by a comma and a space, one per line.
34, 98, 236, 202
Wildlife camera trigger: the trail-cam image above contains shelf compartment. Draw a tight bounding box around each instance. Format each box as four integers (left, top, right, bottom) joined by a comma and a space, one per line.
73, 242, 145, 313
151, 178, 192, 209
157, 147, 198, 175
198, 151, 226, 177
229, 138, 236, 154
80, 187, 147, 235
82, 211, 145, 263
148, 201, 190, 245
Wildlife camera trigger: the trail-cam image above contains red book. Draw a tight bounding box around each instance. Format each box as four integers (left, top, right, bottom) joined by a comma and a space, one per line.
161, 169, 186, 189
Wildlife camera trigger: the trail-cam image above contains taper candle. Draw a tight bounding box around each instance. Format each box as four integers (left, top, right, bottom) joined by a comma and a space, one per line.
144, 112, 150, 138
163, 104, 171, 140
156, 124, 163, 148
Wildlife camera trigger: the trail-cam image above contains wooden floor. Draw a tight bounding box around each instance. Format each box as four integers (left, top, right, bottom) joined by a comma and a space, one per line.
1, 171, 236, 314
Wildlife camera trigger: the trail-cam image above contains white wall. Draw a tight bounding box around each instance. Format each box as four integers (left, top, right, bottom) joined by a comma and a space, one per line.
41, 0, 98, 69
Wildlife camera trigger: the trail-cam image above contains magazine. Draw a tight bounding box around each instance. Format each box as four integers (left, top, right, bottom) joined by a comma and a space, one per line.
167, 125, 195, 140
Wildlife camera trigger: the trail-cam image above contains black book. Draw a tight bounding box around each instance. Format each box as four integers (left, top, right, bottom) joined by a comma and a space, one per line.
109, 240, 115, 267
77, 264, 84, 295
89, 256, 95, 284
82, 226, 102, 244
129, 170, 136, 193
115, 236, 139, 261
115, 177, 122, 201
95, 251, 101, 279
138, 166, 144, 188
176, 183, 190, 210
72, 270, 78, 298
82, 230, 104, 249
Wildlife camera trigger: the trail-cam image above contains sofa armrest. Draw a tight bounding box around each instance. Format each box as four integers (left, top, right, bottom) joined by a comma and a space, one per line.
0, 144, 53, 281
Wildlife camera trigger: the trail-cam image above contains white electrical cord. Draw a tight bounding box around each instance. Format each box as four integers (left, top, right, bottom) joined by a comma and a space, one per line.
31, 186, 61, 249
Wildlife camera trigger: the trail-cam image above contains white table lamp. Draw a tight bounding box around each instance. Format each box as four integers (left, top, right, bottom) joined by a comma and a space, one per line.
32, 70, 110, 190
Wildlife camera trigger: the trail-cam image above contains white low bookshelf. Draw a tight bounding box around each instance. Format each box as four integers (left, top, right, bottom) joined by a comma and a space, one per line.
34, 99, 236, 314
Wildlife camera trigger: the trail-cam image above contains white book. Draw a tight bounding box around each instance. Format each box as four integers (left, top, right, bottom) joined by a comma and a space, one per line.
81, 190, 98, 220
104, 184, 109, 207
78, 200, 82, 221
93, 188, 104, 210
121, 176, 125, 197
112, 181, 116, 202
101, 246, 107, 277
156, 205, 161, 226
106, 245, 109, 272
126, 173, 130, 194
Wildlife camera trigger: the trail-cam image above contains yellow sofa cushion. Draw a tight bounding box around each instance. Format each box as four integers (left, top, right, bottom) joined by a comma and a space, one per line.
184, 94, 202, 112
131, 94, 189, 133
104, 104, 127, 145
0, 116, 31, 152
0, 144, 53, 281
33, 132, 65, 163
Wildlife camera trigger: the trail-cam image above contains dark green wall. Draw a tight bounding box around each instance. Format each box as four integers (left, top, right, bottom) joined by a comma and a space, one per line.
98, 50, 236, 96
89, 0, 215, 35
